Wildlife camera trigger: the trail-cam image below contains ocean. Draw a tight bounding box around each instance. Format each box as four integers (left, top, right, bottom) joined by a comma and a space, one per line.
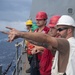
0, 32, 23, 75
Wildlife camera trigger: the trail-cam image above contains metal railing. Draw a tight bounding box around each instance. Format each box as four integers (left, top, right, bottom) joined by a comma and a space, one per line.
12, 41, 26, 75
0, 65, 2, 75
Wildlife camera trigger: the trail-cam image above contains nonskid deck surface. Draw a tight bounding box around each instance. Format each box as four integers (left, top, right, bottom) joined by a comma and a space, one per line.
19, 52, 30, 75
12, 52, 30, 75
24, 53, 30, 75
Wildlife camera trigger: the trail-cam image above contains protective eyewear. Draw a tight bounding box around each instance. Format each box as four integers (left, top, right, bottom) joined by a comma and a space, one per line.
57, 27, 68, 32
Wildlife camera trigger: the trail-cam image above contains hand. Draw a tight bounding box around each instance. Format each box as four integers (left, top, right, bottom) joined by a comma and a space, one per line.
31, 46, 44, 54
31, 47, 41, 54
1, 27, 20, 42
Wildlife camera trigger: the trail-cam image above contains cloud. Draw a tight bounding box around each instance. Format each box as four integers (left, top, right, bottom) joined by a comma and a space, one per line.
0, 21, 27, 31
0, 0, 32, 21
0, 0, 32, 30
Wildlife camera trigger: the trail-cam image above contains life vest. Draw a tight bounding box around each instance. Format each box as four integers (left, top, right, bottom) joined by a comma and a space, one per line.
26, 30, 35, 55
27, 42, 35, 55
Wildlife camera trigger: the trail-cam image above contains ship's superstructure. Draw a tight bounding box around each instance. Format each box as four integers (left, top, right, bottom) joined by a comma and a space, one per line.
30, 0, 75, 23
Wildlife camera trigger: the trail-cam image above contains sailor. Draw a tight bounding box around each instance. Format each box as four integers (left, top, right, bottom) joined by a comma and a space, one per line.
25, 19, 33, 32
2, 15, 75, 75
25, 19, 38, 73
31, 15, 61, 75
51, 15, 75, 75
30, 11, 50, 75
38, 15, 61, 75
48, 15, 61, 37
25, 19, 33, 73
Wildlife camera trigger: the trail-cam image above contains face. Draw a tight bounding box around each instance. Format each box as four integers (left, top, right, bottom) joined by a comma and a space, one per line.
26, 25, 32, 31
48, 27, 57, 37
56, 25, 69, 38
36, 19, 46, 27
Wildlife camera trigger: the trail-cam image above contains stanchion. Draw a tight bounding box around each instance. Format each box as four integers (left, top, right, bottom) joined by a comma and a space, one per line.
0, 65, 2, 75
15, 42, 19, 75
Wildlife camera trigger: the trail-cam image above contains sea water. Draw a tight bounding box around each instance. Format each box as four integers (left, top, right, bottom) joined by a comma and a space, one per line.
0, 32, 23, 75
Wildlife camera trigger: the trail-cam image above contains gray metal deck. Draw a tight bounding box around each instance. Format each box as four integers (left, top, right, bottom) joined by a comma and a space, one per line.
24, 53, 30, 75
12, 42, 30, 75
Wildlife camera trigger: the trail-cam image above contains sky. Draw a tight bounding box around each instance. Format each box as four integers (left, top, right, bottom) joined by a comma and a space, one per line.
0, 0, 32, 31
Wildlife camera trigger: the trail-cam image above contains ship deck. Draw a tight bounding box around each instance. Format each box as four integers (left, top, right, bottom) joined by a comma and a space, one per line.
12, 48, 30, 75
24, 53, 30, 75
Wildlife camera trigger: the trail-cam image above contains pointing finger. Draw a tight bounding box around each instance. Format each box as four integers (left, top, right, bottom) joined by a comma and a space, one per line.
0, 31, 9, 35
6, 26, 14, 30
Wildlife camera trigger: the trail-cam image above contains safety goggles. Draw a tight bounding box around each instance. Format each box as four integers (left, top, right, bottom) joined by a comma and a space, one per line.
57, 27, 68, 32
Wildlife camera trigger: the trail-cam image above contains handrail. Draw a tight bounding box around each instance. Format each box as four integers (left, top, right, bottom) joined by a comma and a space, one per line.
0, 65, 2, 75
12, 40, 26, 75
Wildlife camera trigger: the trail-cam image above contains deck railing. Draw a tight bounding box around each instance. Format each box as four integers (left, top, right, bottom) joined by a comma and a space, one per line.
0, 65, 2, 75
12, 41, 26, 75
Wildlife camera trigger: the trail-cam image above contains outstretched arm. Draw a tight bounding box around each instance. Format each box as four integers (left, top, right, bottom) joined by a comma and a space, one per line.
1, 27, 69, 54
1, 27, 58, 48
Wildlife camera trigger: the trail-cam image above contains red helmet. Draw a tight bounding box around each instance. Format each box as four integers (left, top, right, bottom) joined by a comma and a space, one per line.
48, 15, 61, 27
36, 11, 48, 20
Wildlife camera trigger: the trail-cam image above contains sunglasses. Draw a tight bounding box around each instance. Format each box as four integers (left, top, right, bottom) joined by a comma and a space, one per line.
57, 27, 68, 32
